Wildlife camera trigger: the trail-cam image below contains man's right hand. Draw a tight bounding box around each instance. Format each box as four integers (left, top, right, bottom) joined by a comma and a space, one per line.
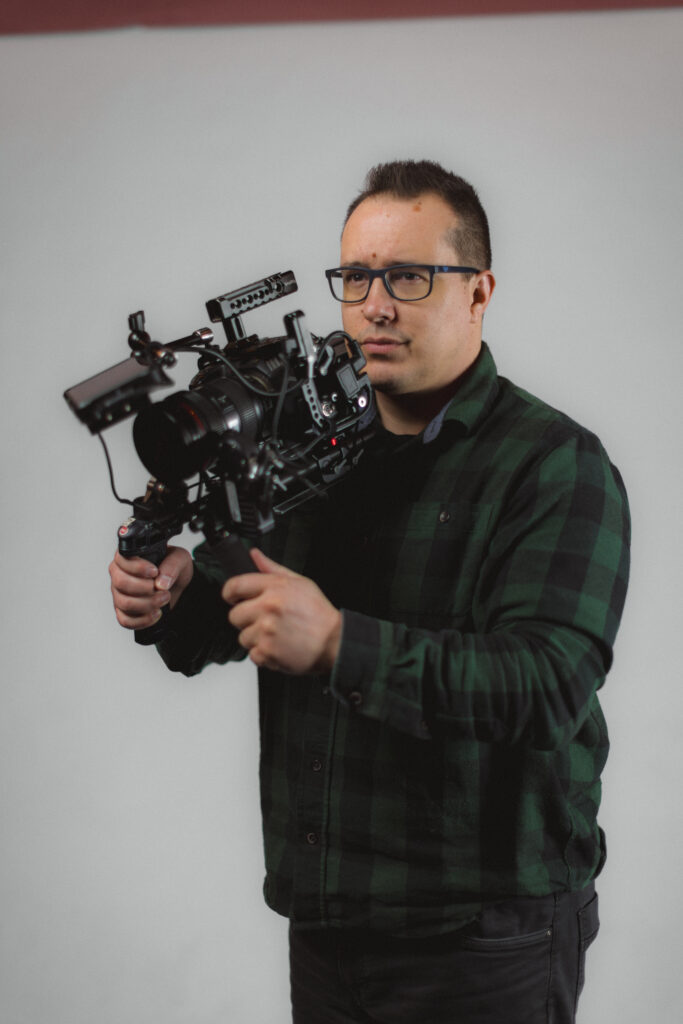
109, 546, 194, 630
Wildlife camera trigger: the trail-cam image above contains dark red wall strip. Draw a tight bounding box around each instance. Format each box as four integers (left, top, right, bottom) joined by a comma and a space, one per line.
1, 0, 680, 37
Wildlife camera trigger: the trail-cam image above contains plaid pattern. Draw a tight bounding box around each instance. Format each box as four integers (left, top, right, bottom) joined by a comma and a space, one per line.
158, 343, 630, 937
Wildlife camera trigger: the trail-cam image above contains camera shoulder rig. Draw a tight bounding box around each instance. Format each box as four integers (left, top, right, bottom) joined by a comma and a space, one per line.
64, 270, 375, 644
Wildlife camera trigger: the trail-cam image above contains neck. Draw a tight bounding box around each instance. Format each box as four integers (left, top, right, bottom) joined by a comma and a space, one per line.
376, 384, 458, 436
375, 345, 482, 435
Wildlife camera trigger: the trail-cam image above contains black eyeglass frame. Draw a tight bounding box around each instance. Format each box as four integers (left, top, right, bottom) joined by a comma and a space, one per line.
324, 264, 481, 303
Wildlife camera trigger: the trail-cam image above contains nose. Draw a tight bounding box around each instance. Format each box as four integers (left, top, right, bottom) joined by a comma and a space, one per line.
362, 274, 396, 322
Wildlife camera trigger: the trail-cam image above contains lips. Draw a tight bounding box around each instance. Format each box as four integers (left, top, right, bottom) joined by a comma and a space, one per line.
361, 336, 405, 354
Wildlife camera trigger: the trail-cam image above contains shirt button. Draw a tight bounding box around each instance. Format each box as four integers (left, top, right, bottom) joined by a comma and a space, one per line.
311, 759, 323, 772
438, 510, 450, 523
348, 690, 363, 707
306, 832, 319, 845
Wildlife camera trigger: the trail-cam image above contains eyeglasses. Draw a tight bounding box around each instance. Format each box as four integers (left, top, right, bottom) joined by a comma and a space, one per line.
325, 264, 480, 303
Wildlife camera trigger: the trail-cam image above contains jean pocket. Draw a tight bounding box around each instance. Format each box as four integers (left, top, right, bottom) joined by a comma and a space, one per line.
577, 888, 598, 999
576, 891, 600, 1001
578, 891, 600, 948
462, 925, 553, 953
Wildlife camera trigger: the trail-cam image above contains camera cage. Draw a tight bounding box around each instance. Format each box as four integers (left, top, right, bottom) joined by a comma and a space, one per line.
64, 271, 375, 643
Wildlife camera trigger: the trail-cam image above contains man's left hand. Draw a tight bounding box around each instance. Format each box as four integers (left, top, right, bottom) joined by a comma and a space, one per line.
222, 549, 342, 675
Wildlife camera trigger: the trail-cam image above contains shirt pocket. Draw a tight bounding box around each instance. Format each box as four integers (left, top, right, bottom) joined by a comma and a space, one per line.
372, 499, 495, 630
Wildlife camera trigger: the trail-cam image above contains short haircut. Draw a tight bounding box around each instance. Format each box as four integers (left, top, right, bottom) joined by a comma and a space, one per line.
344, 159, 491, 271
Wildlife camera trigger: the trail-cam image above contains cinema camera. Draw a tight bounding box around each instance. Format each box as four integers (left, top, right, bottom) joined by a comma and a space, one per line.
64, 271, 374, 644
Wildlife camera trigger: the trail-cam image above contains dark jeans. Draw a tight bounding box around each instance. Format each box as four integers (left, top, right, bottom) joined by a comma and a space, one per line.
290, 885, 599, 1023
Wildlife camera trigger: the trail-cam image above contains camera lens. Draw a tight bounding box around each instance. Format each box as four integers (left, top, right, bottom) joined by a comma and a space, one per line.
133, 374, 264, 483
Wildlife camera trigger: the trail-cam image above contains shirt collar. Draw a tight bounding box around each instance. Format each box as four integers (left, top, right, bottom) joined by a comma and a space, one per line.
423, 341, 499, 444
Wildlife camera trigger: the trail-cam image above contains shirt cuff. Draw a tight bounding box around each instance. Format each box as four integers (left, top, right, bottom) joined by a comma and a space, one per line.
329, 609, 432, 739
156, 567, 239, 675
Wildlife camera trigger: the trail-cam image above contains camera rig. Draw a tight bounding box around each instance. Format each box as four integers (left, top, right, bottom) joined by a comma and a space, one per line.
64, 270, 374, 644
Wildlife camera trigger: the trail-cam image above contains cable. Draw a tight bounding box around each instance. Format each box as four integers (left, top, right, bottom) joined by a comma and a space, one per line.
98, 435, 133, 507
172, 343, 303, 401
270, 358, 291, 445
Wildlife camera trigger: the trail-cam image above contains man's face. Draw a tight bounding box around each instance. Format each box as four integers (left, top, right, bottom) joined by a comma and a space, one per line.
339, 192, 490, 401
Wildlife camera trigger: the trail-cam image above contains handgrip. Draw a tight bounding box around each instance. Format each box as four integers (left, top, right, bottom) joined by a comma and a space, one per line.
207, 535, 258, 578
117, 516, 171, 646
117, 521, 259, 648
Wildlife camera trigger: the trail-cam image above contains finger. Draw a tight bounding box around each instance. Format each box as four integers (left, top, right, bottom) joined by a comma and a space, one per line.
227, 599, 256, 632
233, 621, 259, 653
222, 571, 271, 606
222, 550, 297, 604
113, 587, 170, 617
111, 549, 159, 579
248, 645, 277, 670
110, 565, 158, 597
236, 628, 281, 673
154, 546, 192, 591
114, 604, 166, 631
249, 548, 299, 577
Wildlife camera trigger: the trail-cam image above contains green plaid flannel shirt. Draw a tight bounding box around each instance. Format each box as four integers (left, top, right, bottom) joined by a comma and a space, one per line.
158, 343, 630, 936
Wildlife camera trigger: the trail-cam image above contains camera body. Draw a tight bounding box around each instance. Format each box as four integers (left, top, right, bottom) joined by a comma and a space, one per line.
65, 271, 374, 641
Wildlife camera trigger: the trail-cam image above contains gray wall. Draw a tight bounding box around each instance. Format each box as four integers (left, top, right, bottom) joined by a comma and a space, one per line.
1, 9, 681, 1022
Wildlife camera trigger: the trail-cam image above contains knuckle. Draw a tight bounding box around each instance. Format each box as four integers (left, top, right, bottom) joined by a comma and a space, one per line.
227, 606, 242, 629
114, 608, 133, 629
263, 592, 284, 616
259, 615, 277, 639
260, 634, 281, 662
259, 635, 274, 657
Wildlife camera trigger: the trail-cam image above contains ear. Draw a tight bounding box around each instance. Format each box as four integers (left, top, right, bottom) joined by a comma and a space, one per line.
469, 271, 495, 323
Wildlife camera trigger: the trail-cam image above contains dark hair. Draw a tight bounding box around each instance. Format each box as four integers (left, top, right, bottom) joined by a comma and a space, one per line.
344, 159, 491, 270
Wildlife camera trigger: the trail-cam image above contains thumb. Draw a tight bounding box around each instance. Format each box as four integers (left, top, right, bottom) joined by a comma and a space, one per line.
249, 547, 298, 578
154, 546, 193, 591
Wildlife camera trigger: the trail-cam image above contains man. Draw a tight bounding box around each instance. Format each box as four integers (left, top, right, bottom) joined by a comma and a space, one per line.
110, 161, 630, 1023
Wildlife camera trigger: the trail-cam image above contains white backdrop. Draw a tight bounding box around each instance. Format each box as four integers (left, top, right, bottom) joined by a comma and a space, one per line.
1, 9, 681, 1023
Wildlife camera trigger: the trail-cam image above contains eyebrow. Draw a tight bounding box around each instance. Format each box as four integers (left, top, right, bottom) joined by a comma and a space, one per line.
338, 260, 422, 269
